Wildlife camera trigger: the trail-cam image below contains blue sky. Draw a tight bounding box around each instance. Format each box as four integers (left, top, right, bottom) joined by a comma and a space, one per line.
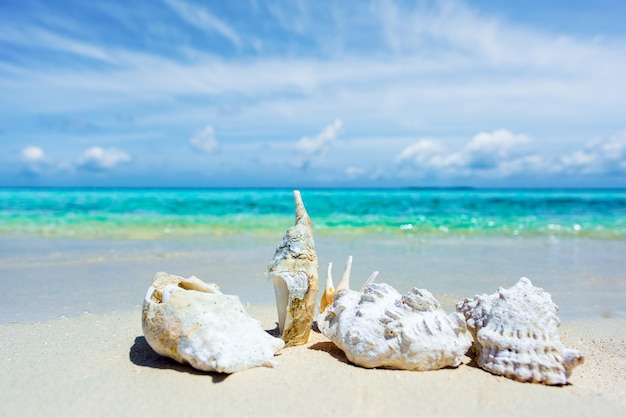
1, 0, 625, 188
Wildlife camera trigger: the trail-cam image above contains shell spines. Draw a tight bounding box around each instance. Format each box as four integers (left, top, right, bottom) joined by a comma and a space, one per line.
456, 277, 584, 385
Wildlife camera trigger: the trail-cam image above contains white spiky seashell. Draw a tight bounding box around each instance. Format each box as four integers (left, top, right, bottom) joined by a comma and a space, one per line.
317, 257, 473, 371
142, 272, 284, 373
266, 190, 319, 347
456, 277, 584, 385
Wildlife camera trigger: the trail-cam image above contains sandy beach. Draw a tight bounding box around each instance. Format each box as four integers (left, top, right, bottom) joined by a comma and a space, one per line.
1, 306, 624, 418
1, 189, 625, 417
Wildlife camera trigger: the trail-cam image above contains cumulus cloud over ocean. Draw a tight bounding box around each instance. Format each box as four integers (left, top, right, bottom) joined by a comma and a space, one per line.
78, 147, 131, 171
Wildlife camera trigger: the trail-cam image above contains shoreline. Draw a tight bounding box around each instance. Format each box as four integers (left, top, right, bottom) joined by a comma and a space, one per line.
2, 234, 625, 324
1, 307, 624, 417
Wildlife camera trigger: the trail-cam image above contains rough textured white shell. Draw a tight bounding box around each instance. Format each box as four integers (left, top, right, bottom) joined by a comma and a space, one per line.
456, 277, 584, 385
142, 272, 284, 373
318, 282, 473, 371
266, 190, 318, 347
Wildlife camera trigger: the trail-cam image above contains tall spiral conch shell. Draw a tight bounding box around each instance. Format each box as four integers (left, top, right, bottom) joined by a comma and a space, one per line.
456, 277, 584, 385
142, 272, 284, 373
266, 190, 319, 347
318, 256, 472, 371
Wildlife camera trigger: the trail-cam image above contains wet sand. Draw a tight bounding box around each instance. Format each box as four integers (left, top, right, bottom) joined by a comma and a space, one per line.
1, 234, 625, 323
1, 233, 625, 417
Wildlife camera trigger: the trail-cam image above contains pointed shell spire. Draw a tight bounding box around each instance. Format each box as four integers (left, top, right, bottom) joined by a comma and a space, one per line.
320, 255, 354, 313
294, 190, 312, 235
266, 190, 319, 347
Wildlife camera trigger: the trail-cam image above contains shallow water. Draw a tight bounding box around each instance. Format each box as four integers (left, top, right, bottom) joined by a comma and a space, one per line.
1, 233, 624, 323
1, 188, 624, 323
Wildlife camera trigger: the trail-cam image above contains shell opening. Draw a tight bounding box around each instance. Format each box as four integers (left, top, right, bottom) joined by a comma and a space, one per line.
273, 275, 289, 333
145, 285, 157, 304
162, 284, 182, 303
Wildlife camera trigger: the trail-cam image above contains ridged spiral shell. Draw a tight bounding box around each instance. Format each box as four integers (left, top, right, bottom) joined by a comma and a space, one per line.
456, 277, 584, 385
318, 281, 472, 371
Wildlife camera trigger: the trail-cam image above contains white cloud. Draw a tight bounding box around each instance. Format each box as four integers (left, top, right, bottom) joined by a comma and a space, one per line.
467, 129, 529, 153
559, 132, 626, 175
345, 166, 366, 179
395, 139, 445, 165
0, 26, 111, 62
396, 129, 536, 177
22, 146, 44, 162
462, 129, 530, 170
20, 145, 47, 174
494, 154, 547, 177
296, 119, 342, 168
162, 0, 241, 47
190, 125, 218, 153
78, 146, 131, 171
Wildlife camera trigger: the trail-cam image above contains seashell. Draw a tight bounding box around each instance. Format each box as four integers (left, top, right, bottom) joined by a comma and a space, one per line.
266, 190, 319, 347
317, 256, 473, 371
319, 255, 355, 314
142, 272, 284, 373
456, 277, 584, 385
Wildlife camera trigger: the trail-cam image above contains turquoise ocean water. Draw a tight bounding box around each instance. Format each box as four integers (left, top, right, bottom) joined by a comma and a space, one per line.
1, 188, 625, 239
1, 188, 625, 322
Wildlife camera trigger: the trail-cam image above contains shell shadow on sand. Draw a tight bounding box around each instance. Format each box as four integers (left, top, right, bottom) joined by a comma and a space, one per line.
308, 335, 472, 371
129, 336, 230, 383
308, 321, 349, 364
308, 340, 350, 364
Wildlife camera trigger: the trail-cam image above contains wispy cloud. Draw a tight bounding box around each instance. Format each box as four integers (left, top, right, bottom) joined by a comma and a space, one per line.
0, 25, 111, 62
162, 0, 242, 47
3, 0, 625, 131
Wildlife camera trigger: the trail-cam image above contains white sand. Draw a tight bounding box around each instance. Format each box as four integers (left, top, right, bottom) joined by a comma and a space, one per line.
1, 307, 624, 418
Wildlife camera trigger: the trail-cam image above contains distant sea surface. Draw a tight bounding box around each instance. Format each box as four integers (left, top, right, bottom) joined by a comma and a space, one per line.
1, 188, 625, 322
1, 188, 625, 239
